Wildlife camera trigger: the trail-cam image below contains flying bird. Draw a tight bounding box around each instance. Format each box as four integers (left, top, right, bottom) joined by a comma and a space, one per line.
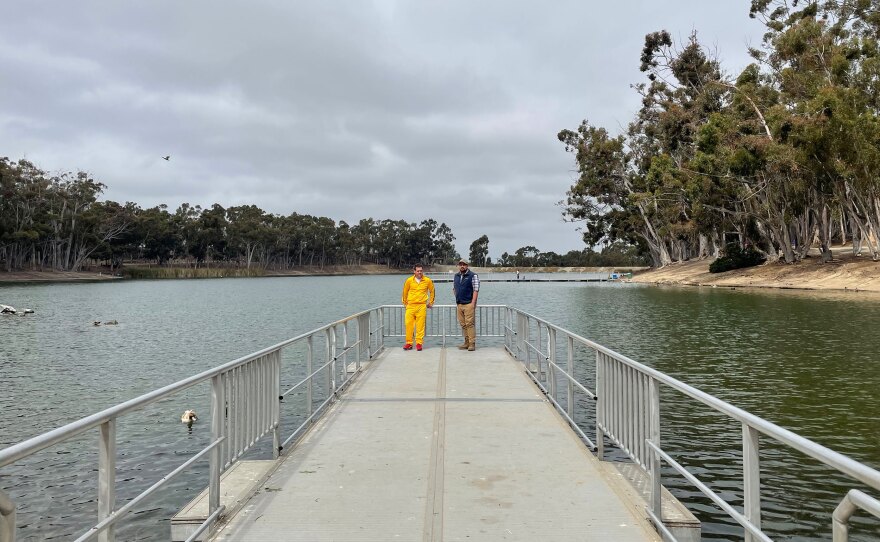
162, 155, 170, 161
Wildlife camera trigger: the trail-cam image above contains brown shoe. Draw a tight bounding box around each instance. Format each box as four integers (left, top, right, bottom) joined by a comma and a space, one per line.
457, 342, 469, 350
467, 345, 476, 351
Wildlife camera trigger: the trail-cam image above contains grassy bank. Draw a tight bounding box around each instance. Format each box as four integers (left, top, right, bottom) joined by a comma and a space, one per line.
122, 267, 267, 279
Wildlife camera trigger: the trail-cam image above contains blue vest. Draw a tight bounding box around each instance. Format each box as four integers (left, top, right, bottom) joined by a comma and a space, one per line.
454, 270, 476, 304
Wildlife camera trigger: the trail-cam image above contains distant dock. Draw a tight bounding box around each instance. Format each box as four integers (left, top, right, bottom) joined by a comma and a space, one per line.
427, 271, 631, 282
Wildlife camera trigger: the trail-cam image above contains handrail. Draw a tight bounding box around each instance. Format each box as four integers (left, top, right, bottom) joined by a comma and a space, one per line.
0, 307, 376, 470
71, 438, 225, 542
506, 306, 880, 541
0, 306, 382, 542
833, 489, 880, 541
509, 307, 880, 490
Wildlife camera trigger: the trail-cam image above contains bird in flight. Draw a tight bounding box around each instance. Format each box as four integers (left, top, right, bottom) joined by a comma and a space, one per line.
162, 155, 170, 161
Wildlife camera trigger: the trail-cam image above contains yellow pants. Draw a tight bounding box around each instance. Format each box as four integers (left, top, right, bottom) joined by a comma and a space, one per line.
404, 304, 427, 345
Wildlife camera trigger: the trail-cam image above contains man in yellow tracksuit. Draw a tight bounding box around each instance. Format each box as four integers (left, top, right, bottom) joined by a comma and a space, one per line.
401, 264, 435, 351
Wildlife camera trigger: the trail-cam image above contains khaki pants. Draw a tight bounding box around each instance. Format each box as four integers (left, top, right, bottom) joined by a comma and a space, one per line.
405, 304, 427, 345
456, 303, 476, 346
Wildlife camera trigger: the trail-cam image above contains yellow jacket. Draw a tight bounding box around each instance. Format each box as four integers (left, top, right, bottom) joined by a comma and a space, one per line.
402, 275, 435, 306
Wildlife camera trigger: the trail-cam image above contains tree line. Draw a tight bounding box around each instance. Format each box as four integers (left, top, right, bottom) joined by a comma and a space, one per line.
0, 157, 460, 271
559, 1, 880, 267
1, 157, 646, 272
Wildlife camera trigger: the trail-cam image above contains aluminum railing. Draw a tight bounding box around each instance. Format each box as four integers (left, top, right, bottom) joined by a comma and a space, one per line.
0, 308, 382, 542
504, 307, 880, 542
382, 304, 507, 346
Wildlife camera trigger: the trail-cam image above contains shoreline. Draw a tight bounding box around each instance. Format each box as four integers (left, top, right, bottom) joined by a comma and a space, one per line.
0, 264, 646, 284
3, 256, 879, 293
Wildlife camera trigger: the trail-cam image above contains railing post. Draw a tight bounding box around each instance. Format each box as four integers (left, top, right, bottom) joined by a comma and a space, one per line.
440, 305, 445, 347
596, 350, 604, 459
504, 307, 510, 351
537, 323, 544, 381
743, 423, 761, 541
325, 328, 334, 396
379, 307, 385, 349
209, 373, 225, 518
98, 419, 116, 542
272, 352, 281, 459
566, 336, 574, 420
513, 311, 519, 358
355, 317, 361, 370
342, 323, 349, 374
833, 489, 880, 542
307, 335, 314, 417
0, 489, 14, 542
367, 312, 373, 359
649, 377, 661, 520
548, 328, 557, 399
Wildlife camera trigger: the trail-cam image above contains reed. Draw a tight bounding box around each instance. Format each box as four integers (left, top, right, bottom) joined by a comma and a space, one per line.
122, 266, 266, 280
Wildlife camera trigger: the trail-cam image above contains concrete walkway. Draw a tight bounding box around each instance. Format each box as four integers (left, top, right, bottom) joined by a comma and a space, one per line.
212, 346, 660, 541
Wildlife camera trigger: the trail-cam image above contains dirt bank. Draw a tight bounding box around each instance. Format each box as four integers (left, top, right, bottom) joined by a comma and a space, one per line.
0, 270, 121, 283
629, 249, 880, 292
0, 264, 405, 284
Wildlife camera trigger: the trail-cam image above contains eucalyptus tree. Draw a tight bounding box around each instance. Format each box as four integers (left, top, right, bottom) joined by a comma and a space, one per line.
350, 218, 378, 264
226, 205, 272, 268
173, 203, 203, 264
193, 204, 228, 265
469, 235, 489, 267
67, 200, 131, 271
431, 222, 458, 264
748, 0, 880, 260
0, 158, 50, 270
136, 205, 179, 265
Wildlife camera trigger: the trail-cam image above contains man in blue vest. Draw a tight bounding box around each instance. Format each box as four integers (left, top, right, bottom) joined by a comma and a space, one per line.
452, 259, 480, 351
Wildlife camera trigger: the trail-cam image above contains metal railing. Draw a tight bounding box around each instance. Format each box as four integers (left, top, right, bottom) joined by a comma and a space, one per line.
382, 304, 507, 346
504, 307, 880, 542
0, 308, 382, 542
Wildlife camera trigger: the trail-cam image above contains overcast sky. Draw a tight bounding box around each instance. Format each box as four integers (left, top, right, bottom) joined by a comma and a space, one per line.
1, 1, 764, 259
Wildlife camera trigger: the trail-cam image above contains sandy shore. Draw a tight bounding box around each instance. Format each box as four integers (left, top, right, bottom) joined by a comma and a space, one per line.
629, 249, 880, 292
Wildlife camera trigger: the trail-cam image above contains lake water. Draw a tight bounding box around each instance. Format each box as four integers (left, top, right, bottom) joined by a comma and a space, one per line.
1, 276, 879, 541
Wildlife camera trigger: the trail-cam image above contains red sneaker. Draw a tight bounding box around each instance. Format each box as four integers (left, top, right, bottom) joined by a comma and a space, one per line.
403, 343, 413, 350
416, 344, 423, 351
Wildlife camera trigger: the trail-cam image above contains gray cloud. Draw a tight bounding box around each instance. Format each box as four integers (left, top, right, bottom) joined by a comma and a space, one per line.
1, 0, 762, 258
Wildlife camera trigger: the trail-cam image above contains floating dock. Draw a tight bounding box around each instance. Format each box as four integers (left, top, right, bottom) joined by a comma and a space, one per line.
203, 346, 668, 541
427, 272, 619, 282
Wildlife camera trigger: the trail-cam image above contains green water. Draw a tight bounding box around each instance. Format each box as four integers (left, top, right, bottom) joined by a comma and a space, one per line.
1, 276, 878, 540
